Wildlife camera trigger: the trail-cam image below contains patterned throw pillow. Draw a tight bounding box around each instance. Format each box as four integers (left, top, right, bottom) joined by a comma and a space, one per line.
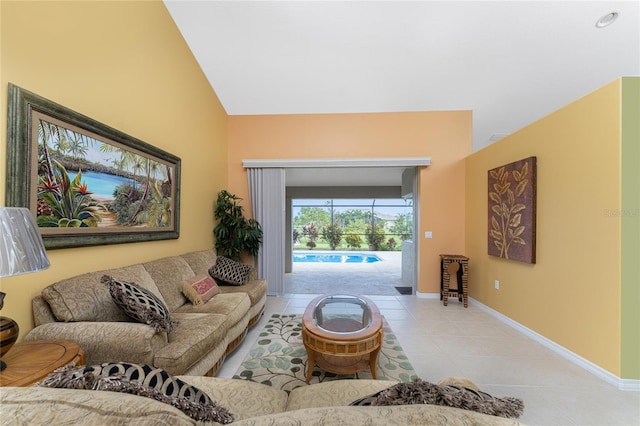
208, 256, 252, 286
181, 274, 220, 305
101, 275, 178, 332
37, 362, 234, 424
349, 378, 524, 419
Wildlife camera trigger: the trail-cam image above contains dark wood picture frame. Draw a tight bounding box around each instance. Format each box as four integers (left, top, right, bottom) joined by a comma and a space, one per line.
6, 83, 180, 249
487, 156, 537, 264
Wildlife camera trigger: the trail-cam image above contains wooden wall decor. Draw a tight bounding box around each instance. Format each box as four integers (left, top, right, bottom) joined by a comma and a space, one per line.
487, 156, 537, 264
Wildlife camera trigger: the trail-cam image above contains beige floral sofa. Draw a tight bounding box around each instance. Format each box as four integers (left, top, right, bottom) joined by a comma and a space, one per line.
24, 249, 266, 376
0, 377, 524, 425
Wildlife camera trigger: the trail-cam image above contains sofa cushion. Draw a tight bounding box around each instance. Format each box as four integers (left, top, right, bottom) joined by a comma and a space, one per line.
143, 256, 196, 311
40, 277, 128, 323
182, 249, 264, 280
37, 363, 233, 423
174, 293, 250, 331
41, 264, 162, 323
32, 295, 58, 326
180, 250, 265, 306
218, 278, 267, 307
178, 376, 288, 422
286, 379, 398, 411
102, 276, 178, 332
181, 275, 220, 305
180, 249, 218, 276
349, 378, 524, 419
154, 312, 228, 375
209, 256, 252, 286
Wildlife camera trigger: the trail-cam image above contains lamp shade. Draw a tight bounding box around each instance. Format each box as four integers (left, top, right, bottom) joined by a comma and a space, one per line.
0, 207, 50, 278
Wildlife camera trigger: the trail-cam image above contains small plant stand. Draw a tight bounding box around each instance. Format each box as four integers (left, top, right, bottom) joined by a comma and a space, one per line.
439, 255, 469, 308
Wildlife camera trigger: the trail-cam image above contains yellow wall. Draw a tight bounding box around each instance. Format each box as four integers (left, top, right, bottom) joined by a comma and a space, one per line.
0, 1, 228, 335
620, 77, 640, 379
465, 80, 622, 375
2, 1, 630, 379
227, 112, 472, 294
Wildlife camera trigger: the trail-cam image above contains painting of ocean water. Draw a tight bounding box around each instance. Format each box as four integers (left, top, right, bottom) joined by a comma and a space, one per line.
68, 171, 129, 200
36, 114, 175, 230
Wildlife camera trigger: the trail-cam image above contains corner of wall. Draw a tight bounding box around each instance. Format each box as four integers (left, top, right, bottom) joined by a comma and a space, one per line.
465, 79, 624, 377
620, 76, 640, 379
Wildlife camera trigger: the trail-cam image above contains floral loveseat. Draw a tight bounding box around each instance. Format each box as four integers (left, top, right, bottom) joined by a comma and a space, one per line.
24, 249, 266, 376
0, 376, 525, 425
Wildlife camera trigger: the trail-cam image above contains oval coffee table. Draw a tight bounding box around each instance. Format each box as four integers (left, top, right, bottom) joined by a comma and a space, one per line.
302, 294, 383, 383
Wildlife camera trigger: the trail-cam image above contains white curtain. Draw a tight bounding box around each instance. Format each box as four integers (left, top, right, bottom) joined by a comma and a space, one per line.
247, 168, 285, 295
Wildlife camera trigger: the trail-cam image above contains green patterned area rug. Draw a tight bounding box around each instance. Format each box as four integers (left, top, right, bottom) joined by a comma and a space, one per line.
232, 313, 418, 393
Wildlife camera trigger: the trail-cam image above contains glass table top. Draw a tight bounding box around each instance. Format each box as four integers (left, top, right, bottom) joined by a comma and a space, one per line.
312, 294, 372, 334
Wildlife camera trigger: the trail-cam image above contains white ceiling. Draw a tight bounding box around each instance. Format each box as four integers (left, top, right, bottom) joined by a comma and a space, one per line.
164, 0, 639, 186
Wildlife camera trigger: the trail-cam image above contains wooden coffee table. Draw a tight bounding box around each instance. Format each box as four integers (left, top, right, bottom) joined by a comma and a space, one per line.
0, 339, 84, 387
302, 294, 383, 383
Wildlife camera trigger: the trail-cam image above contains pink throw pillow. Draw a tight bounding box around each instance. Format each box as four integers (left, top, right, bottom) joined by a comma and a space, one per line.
181, 275, 220, 305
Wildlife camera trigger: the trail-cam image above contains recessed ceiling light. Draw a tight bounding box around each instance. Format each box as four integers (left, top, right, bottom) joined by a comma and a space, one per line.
596, 12, 619, 28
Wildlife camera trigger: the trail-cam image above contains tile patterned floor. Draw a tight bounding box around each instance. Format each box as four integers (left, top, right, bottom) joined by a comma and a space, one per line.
218, 295, 640, 426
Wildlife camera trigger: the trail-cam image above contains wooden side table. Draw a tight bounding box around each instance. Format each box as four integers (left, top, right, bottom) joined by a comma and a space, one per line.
0, 339, 84, 387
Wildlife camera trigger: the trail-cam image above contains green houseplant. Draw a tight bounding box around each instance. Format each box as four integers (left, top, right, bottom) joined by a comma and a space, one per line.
213, 190, 263, 262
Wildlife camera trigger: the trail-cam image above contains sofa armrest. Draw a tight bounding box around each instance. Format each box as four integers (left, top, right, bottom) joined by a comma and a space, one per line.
24, 322, 168, 366
0, 387, 196, 425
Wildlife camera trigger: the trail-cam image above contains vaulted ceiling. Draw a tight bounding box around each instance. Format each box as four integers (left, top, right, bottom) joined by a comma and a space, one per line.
164, 1, 639, 186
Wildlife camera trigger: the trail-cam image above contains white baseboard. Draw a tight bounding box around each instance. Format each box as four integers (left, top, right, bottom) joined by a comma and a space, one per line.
415, 291, 440, 299
470, 298, 640, 391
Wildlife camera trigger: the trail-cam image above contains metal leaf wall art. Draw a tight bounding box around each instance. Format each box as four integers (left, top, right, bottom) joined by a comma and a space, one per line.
487, 157, 537, 264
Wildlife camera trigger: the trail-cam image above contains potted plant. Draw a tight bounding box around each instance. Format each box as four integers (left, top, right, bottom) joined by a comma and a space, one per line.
213, 190, 263, 262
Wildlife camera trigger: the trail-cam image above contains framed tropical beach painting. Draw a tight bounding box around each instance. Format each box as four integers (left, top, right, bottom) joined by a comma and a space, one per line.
6, 83, 181, 249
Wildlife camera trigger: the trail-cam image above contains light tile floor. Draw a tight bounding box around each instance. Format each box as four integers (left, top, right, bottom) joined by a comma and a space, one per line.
218, 294, 640, 426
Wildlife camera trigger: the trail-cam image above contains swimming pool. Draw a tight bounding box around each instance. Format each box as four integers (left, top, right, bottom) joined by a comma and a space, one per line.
293, 252, 381, 263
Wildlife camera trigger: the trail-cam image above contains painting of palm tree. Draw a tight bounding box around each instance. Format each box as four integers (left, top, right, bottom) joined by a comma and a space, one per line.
36, 116, 174, 230
487, 157, 537, 264
7, 83, 180, 249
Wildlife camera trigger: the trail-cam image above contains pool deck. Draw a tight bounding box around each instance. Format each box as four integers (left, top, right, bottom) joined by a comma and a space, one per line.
284, 250, 407, 295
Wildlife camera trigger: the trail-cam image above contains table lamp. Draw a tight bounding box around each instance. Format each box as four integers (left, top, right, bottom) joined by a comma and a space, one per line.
0, 207, 50, 371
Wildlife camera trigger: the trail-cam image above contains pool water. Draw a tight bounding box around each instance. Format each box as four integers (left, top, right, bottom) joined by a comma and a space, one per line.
293, 253, 381, 263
